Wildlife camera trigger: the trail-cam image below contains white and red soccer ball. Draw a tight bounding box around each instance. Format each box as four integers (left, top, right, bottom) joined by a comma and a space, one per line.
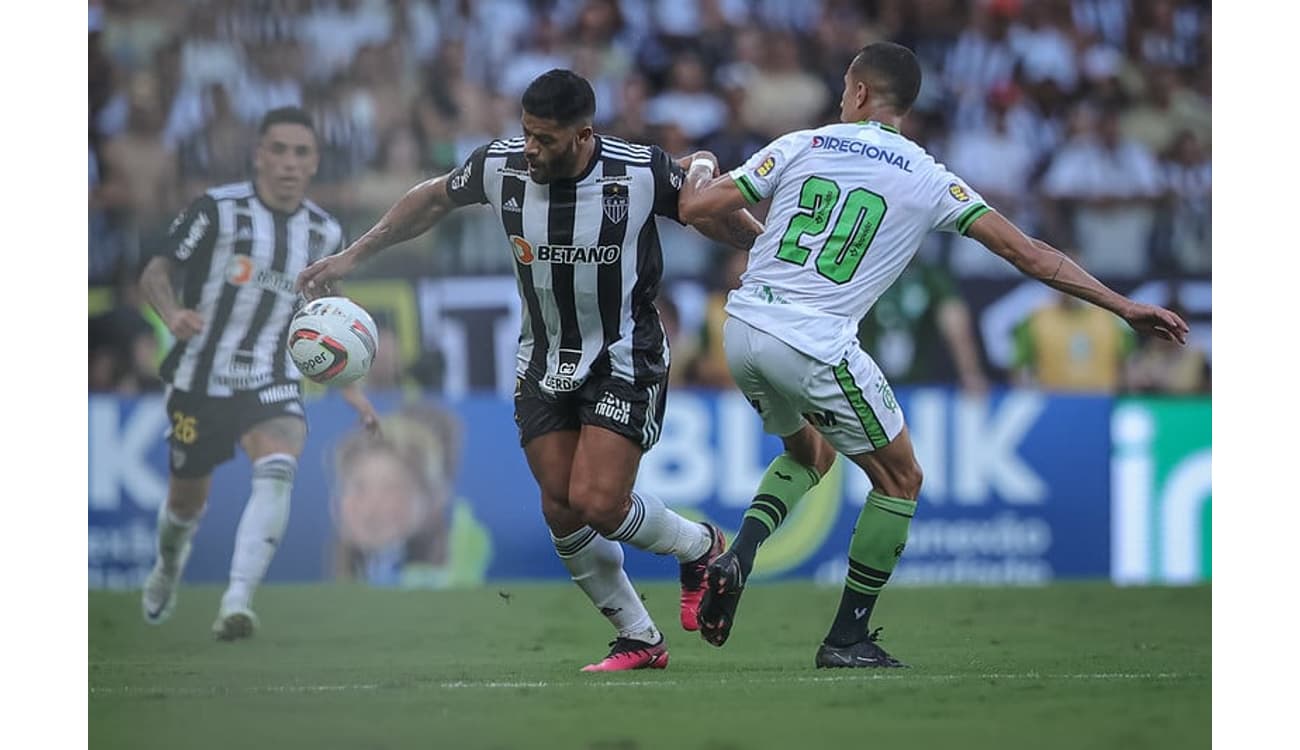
287, 297, 378, 386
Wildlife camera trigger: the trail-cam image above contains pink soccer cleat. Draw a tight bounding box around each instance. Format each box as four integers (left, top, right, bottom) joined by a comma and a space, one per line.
580, 637, 670, 672
678, 523, 726, 631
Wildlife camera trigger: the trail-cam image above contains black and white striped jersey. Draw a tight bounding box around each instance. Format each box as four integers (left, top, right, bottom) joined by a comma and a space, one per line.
446, 135, 685, 392
158, 181, 345, 397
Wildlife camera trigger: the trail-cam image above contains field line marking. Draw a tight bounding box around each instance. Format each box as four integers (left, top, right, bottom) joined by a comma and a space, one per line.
89, 671, 1202, 696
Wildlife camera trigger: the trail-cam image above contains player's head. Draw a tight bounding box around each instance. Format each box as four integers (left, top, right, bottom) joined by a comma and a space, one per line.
254, 106, 319, 207
520, 69, 596, 184
840, 42, 922, 123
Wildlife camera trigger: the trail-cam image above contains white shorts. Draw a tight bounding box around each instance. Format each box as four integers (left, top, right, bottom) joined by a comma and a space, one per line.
723, 316, 905, 455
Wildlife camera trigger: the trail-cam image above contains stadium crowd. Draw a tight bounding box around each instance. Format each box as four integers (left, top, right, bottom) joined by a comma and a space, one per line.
88, 0, 1211, 395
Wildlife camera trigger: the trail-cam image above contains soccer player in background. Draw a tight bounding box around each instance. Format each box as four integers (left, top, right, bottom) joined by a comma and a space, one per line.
678, 42, 1189, 667
298, 70, 765, 671
139, 107, 379, 640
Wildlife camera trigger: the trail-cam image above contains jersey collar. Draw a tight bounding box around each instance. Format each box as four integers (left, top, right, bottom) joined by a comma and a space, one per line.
858, 120, 901, 134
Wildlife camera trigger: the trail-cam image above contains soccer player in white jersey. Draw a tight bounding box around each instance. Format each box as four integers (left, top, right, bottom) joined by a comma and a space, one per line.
678, 42, 1189, 667
299, 70, 763, 671
138, 107, 379, 640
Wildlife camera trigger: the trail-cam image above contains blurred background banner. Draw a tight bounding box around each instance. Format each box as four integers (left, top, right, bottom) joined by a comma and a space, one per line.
89, 387, 1208, 590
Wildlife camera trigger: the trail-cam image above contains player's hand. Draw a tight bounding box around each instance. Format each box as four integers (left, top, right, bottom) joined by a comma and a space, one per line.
297, 252, 357, 299
357, 403, 382, 438
1122, 302, 1190, 345
166, 309, 205, 340
677, 151, 720, 177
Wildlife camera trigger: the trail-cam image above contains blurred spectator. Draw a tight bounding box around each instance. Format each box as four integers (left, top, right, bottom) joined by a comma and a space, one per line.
1041, 104, 1163, 277
1125, 295, 1210, 394
702, 85, 769, 173
416, 38, 498, 171
646, 53, 728, 141
177, 83, 254, 195
331, 403, 490, 589
1009, 0, 1079, 93
1158, 129, 1211, 274
1012, 268, 1136, 393
944, 0, 1019, 130
858, 255, 990, 392
1120, 65, 1211, 156
686, 248, 748, 388
296, 0, 393, 83
945, 83, 1038, 277
740, 30, 829, 139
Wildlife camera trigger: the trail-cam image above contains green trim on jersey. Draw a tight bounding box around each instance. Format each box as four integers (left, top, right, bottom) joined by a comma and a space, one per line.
856, 120, 902, 134
833, 360, 890, 450
956, 204, 991, 235
734, 173, 762, 204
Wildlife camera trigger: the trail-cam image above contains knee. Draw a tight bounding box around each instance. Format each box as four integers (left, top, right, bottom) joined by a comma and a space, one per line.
786, 429, 837, 479
894, 459, 923, 500
568, 479, 628, 536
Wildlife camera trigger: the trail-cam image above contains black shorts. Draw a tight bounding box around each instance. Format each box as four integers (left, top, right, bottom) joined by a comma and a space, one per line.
164, 383, 305, 478
514, 373, 668, 451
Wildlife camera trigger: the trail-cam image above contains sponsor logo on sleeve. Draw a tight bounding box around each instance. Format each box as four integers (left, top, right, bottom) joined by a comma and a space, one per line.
949, 182, 971, 202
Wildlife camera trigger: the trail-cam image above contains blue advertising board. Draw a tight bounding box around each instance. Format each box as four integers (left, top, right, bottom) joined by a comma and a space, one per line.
89, 388, 1112, 589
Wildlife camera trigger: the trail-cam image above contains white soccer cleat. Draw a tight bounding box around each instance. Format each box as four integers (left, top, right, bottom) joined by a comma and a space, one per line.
212, 600, 260, 641
141, 542, 191, 625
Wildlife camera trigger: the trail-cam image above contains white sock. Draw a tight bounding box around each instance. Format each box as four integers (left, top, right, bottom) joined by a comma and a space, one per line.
553, 526, 660, 643
156, 503, 198, 574
225, 453, 295, 607
606, 490, 712, 563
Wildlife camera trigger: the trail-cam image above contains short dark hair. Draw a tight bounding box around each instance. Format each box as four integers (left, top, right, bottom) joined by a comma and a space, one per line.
521, 69, 596, 126
850, 42, 922, 113
259, 106, 316, 136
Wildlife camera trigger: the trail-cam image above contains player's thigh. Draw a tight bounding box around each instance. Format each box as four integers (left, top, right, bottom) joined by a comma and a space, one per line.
722, 318, 805, 439
165, 387, 238, 480
568, 423, 643, 528
800, 346, 906, 458
238, 385, 308, 460
523, 429, 583, 532
167, 474, 214, 516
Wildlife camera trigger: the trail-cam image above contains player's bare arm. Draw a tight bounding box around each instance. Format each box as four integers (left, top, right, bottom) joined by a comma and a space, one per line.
139, 255, 204, 340
676, 153, 764, 249
298, 174, 461, 297
966, 211, 1190, 344
340, 382, 381, 436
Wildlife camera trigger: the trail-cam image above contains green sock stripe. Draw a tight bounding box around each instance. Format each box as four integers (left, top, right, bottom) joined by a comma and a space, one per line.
744, 503, 782, 534
833, 360, 890, 449
847, 562, 890, 590
867, 491, 916, 518
848, 558, 892, 581
844, 576, 882, 596
752, 495, 789, 520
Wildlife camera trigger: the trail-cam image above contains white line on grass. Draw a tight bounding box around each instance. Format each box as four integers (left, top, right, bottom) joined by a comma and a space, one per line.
89, 672, 1200, 697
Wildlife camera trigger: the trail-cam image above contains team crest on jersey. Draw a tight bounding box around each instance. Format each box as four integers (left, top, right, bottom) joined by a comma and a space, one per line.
756, 153, 776, 177
603, 183, 629, 224
948, 182, 971, 202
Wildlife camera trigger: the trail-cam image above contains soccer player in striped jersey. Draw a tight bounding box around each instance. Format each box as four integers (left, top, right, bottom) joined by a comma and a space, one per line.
138, 107, 379, 640
678, 42, 1189, 667
299, 69, 764, 672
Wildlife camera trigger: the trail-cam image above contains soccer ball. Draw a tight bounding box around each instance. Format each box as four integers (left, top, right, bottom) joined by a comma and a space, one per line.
287, 297, 379, 386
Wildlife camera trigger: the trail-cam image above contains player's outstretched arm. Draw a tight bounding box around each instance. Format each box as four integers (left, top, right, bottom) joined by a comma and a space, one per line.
966, 211, 1190, 344
298, 175, 461, 297
340, 382, 381, 436
676, 153, 765, 250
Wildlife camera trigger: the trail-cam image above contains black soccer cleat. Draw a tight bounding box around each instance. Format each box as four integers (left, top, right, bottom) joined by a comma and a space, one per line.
697, 549, 746, 647
815, 627, 908, 669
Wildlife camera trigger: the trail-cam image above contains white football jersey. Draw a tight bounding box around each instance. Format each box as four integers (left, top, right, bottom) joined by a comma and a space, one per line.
724, 120, 990, 363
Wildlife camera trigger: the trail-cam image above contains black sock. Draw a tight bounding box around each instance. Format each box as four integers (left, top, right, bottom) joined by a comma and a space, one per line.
823, 587, 879, 647
730, 515, 772, 580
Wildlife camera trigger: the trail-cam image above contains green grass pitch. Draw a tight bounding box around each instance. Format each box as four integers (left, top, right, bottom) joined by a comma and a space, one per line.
89, 582, 1209, 749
